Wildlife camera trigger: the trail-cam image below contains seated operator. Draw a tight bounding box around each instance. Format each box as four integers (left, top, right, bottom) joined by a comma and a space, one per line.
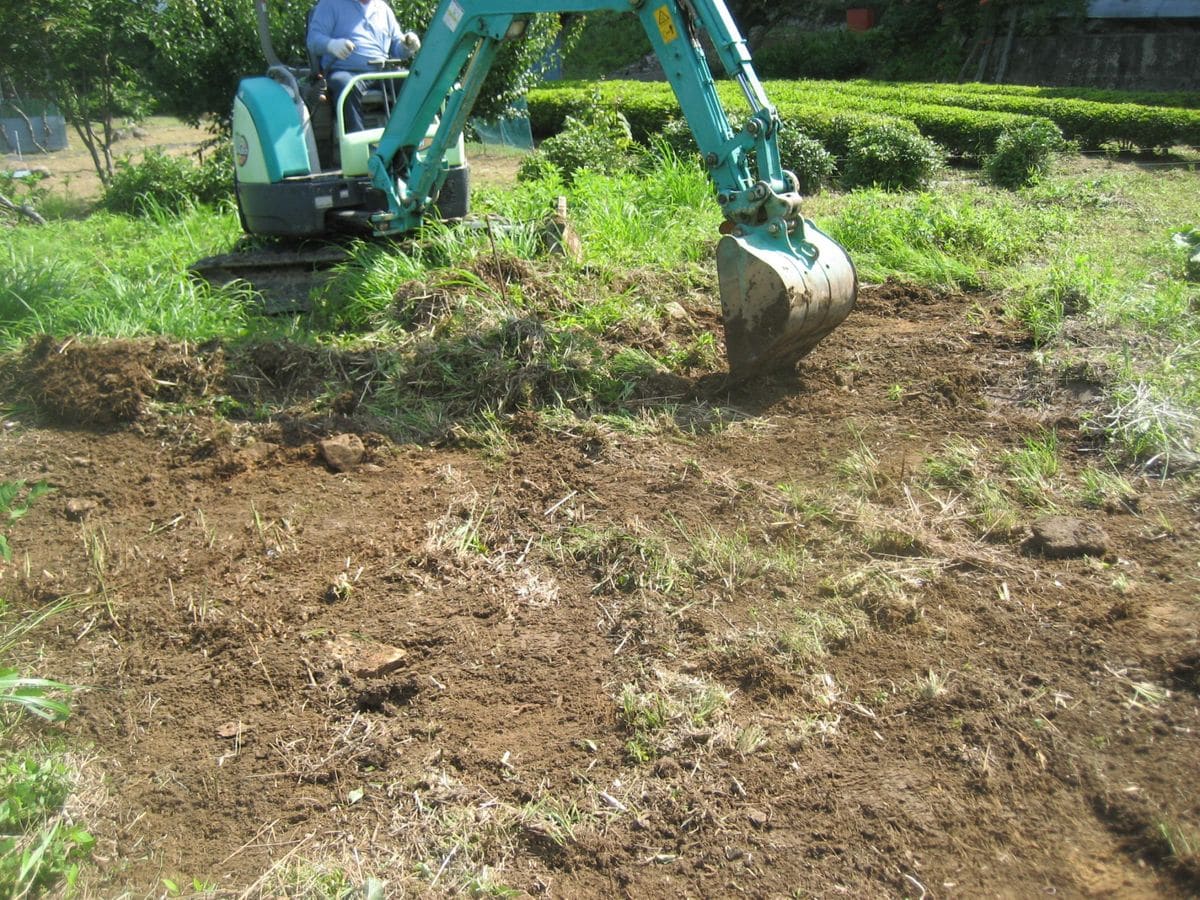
307, 0, 421, 134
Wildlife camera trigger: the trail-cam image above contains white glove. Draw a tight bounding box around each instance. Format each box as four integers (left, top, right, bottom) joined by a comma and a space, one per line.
401, 31, 421, 54
327, 38, 355, 60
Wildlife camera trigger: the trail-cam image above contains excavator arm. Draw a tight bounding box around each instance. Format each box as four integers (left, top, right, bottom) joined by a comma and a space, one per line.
372, 0, 857, 376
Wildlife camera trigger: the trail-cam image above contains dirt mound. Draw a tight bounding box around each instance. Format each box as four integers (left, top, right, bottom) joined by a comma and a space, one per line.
10, 336, 220, 426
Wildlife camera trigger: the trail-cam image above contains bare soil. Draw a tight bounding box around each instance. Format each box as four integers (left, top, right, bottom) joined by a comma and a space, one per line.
2, 279, 1198, 897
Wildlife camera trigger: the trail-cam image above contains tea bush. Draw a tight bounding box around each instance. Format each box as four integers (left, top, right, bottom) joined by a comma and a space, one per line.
842, 124, 942, 191
777, 129, 835, 194
532, 104, 645, 184
985, 120, 1069, 189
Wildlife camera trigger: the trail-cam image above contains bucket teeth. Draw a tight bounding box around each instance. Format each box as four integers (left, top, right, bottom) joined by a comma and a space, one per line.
716, 222, 857, 377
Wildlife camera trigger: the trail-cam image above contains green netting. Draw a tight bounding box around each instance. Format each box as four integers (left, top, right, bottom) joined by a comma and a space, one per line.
468, 99, 534, 151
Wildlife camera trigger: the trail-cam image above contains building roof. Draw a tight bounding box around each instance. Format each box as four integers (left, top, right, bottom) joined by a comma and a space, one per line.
1088, 0, 1200, 18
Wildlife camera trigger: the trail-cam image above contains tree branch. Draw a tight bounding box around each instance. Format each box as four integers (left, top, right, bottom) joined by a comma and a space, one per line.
8, 104, 49, 154
0, 192, 47, 225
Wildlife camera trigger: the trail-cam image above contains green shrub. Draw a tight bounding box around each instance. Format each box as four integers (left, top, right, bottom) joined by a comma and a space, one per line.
101, 148, 232, 216
842, 124, 942, 191
776, 129, 835, 194
985, 120, 1068, 189
0, 171, 50, 223
536, 106, 644, 184
516, 150, 563, 184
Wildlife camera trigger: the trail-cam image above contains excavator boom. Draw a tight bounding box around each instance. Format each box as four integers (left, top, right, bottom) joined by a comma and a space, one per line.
224, 0, 856, 376
370, 0, 856, 377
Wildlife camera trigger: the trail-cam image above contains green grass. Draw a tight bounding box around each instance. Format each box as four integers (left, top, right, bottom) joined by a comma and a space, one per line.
0, 480, 53, 563
1, 597, 93, 898
1003, 430, 1061, 507
0, 205, 248, 348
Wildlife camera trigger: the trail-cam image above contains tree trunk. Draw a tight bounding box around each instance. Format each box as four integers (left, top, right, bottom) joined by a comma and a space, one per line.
71, 119, 109, 186
994, 7, 1019, 84
973, 25, 996, 83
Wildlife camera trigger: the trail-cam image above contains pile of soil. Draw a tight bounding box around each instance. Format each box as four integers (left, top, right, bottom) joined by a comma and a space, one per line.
2, 281, 1197, 897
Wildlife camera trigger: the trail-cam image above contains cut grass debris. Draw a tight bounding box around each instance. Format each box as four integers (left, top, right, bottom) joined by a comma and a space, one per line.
0, 480, 53, 563
836, 426, 883, 498
618, 669, 733, 762
557, 525, 685, 595
778, 604, 868, 666
916, 669, 950, 701
1077, 465, 1138, 509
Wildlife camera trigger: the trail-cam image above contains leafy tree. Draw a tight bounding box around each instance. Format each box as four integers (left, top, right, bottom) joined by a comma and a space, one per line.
0, 0, 155, 183
148, 0, 577, 129
148, 0, 311, 129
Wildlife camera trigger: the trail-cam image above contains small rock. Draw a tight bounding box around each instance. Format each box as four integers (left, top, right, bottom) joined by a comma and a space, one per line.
327, 636, 407, 678
215, 721, 247, 739
1026, 516, 1109, 559
662, 301, 690, 322
319, 433, 365, 472
65, 498, 98, 522
724, 846, 745, 861
747, 807, 770, 829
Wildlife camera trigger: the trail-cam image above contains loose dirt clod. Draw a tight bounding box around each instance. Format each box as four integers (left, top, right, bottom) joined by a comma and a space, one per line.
64, 498, 97, 521
319, 433, 365, 471
1025, 515, 1110, 558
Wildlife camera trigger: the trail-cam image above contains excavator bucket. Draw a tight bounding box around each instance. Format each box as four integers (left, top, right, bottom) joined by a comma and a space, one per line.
716, 222, 857, 378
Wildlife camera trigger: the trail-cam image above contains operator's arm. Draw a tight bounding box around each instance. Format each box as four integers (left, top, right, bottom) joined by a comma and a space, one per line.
383, 6, 420, 60
306, 0, 338, 62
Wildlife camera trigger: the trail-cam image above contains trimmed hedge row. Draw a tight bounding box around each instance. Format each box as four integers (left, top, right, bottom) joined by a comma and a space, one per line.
931, 81, 1200, 111
764, 82, 1040, 157
529, 83, 912, 159
528, 81, 1045, 159
823, 80, 1200, 150
528, 79, 1200, 160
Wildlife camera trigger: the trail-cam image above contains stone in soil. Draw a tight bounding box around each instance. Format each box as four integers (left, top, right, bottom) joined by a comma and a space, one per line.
327, 636, 407, 678
319, 434, 365, 472
1025, 516, 1109, 559
65, 498, 98, 521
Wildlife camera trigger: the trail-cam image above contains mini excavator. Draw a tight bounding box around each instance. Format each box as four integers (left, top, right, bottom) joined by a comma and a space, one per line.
225, 0, 857, 376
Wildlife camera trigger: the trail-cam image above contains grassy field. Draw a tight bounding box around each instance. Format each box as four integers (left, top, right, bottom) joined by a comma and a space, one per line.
1, 102, 1198, 896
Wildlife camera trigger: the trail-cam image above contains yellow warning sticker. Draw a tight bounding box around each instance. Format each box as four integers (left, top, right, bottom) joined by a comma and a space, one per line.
654, 6, 678, 44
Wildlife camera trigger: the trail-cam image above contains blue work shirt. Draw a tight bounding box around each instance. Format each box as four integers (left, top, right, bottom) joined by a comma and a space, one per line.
307, 0, 411, 72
